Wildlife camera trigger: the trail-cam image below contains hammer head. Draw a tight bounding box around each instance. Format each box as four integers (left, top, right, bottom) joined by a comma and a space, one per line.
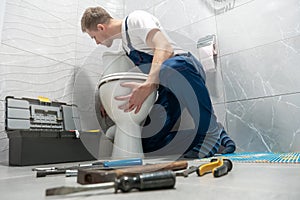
77, 169, 117, 184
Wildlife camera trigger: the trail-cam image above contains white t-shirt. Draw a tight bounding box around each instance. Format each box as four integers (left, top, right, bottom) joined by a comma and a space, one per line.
121, 10, 185, 56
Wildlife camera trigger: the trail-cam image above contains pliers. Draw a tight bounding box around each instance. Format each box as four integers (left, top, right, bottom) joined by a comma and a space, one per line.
176, 157, 233, 178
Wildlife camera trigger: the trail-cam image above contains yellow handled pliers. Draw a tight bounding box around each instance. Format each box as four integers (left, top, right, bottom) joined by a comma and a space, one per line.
176, 157, 233, 178
198, 157, 233, 177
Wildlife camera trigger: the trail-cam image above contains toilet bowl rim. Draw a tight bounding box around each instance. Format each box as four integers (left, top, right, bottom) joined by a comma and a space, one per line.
99, 72, 148, 87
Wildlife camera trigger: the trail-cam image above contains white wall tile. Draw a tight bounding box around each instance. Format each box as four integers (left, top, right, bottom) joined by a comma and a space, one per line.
222, 35, 300, 102
124, 0, 155, 15
214, 103, 227, 129
216, 0, 300, 56
0, 44, 74, 102
227, 93, 300, 152
176, 16, 217, 45
154, 0, 214, 31
22, 0, 78, 24
0, 0, 6, 43
2, 0, 76, 65
78, 0, 124, 20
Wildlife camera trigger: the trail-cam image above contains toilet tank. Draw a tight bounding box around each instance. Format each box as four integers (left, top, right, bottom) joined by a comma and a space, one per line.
102, 51, 136, 76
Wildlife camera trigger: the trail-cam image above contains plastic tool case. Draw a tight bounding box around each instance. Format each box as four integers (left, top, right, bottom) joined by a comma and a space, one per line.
5, 96, 96, 166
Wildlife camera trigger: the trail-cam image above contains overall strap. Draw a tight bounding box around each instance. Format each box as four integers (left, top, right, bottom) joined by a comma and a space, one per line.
124, 16, 134, 52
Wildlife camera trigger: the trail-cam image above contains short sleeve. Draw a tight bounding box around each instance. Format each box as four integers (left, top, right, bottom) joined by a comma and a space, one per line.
127, 11, 161, 43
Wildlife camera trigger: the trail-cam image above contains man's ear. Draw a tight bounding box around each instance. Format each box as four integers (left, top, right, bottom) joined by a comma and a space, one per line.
97, 24, 104, 31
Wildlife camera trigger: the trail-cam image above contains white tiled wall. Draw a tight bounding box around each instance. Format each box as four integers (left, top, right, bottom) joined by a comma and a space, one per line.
217, 0, 300, 56
0, 0, 5, 43
0, 0, 125, 162
1, 0, 300, 162
217, 0, 300, 152
0, 0, 79, 162
222, 36, 300, 102
150, 0, 300, 153
0, 0, 5, 157
2, 0, 77, 65
227, 93, 300, 152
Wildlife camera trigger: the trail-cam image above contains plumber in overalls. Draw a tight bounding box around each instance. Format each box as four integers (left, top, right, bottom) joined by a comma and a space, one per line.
81, 7, 236, 158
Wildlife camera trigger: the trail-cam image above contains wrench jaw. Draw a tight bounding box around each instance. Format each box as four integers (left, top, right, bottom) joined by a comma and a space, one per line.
176, 166, 199, 177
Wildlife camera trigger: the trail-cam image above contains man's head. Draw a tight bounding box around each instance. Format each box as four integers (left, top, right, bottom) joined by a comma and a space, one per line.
81, 7, 114, 47
81, 7, 112, 32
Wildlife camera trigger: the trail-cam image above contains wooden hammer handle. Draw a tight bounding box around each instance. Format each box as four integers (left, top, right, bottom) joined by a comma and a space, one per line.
114, 160, 188, 177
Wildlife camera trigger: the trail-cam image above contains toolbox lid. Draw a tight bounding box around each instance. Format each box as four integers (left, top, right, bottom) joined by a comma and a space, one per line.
5, 96, 80, 132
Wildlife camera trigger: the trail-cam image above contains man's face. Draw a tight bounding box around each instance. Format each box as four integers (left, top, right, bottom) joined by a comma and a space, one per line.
86, 26, 113, 47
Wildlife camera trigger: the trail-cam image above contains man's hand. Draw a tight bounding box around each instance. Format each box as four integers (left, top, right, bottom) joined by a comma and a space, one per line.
115, 81, 156, 114
115, 29, 172, 114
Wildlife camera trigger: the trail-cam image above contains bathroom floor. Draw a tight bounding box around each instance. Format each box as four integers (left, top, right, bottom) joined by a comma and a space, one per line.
0, 156, 299, 200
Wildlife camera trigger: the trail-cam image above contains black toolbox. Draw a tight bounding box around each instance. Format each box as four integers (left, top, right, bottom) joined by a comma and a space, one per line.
5, 96, 96, 166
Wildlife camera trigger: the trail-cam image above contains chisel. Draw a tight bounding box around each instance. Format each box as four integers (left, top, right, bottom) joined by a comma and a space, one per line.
46, 170, 176, 196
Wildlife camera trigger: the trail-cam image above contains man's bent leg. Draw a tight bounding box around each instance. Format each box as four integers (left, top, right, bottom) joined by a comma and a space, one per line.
142, 86, 181, 153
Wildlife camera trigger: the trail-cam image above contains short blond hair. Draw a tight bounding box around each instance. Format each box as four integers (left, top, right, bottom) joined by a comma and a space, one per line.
81, 7, 113, 32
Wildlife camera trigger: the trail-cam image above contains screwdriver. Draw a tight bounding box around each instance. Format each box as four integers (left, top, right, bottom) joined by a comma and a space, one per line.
34, 158, 143, 178
46, 170, 176, 196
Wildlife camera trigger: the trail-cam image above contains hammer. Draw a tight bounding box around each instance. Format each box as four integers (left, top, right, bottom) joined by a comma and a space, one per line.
77, 160, 188, 184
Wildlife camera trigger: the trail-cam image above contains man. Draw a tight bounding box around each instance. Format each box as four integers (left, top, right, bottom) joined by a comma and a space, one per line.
81, 7, 236, 158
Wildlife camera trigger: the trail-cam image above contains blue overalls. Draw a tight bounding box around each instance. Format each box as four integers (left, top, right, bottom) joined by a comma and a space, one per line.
123, 17, 220, 157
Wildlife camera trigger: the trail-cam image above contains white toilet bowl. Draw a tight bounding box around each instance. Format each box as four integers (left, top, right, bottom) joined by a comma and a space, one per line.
99, 51, 156, 159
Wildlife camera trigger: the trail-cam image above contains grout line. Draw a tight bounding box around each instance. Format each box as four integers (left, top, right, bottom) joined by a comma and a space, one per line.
220, 34, 300, 58
225, 91, 300, 104
1, 44, 76, 68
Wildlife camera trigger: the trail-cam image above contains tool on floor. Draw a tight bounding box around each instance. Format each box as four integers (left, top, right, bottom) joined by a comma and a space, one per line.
34, 158, 143, 178
175, 165, 200, 177
198, 158, 232, 177
77, 160, 188, 184
175, 158, 232, 178
46, 170, 176, 196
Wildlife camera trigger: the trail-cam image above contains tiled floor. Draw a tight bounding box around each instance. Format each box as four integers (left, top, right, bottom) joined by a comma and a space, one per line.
1, 158, 300, 200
